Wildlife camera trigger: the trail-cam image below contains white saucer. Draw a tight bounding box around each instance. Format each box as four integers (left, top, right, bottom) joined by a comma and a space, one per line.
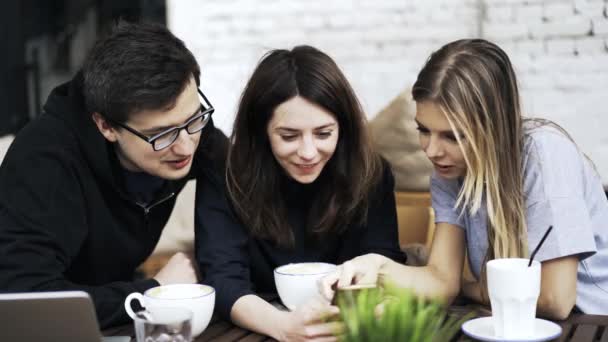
461, 316, 562, 342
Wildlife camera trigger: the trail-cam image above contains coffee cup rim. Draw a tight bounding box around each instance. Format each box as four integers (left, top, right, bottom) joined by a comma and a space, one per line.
487, 258, 540, 269
274, 262, 336, 276
145, 284, 215, 300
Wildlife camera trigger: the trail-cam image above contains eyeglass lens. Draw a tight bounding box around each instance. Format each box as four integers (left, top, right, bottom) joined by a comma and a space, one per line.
152, 112, 211, 150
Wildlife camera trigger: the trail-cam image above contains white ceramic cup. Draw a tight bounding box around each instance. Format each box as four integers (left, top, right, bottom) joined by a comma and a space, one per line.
125, 284, 215, 337
487, 258, 541, 339
274, 262, 337, 311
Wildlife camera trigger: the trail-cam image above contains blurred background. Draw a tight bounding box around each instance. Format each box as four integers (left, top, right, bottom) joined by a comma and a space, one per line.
2, 0, 608, 182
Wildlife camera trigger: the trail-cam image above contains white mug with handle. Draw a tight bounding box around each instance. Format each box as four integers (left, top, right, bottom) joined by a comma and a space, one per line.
124, 284, 215, 337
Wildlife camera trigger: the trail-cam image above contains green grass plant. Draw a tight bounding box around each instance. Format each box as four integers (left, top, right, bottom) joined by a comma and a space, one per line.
335, 285, 473, 342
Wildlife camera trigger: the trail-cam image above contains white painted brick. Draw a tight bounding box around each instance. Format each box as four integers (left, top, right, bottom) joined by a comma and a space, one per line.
554, 72, 608, 91
297, 15, 326, 30
431, 6, 478, 22
351, 12, 398, 29
298, 0, 356, 12
383, 12, 409, 26
229, 16, 252, 32
485, 5, 515, 22
543, 2, 576, 20
484, 22, 529, 40
250, 17, 277, 32
426, 24, 478, 41
576, 37, 608, 54
360, 27, 416, 42
528, 55, 608, 72
573, 0, 606, 17
328, 14, 353, 29
361, 25, 474, 42
234, 0, 350, 15
509, 53, 538, 73
268, 17, 305, 31
530, 17, 592, 38
518, 74, 552, 90
379, 42, 436, 60
515, 39, 546, 56
311, 29, 363, 42
358, 0, 408, 11
513, 3, 544, 21
493, 0, 543, 4
546, 38, 578, 55
592, 16, 608, 35
496, 41, 519, 57
401, 11, 434, 25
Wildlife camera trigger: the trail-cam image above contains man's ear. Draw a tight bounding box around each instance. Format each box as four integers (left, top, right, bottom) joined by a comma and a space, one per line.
91, 112, 118, 142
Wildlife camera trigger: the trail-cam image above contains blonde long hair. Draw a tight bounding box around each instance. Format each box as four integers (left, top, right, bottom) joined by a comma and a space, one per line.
412, 39, 529, 278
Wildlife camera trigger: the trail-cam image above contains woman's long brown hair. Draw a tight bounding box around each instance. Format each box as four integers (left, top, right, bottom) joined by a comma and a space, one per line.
226, 45, 382, 248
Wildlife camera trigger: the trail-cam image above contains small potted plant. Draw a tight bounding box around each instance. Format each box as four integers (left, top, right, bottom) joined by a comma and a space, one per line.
335, 285, 472, 342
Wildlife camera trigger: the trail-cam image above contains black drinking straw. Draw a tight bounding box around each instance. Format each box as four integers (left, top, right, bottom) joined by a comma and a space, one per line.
528, 225, 553, 267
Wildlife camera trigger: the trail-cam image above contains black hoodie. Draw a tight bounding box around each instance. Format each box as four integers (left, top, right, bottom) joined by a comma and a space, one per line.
0, 73, 228, 328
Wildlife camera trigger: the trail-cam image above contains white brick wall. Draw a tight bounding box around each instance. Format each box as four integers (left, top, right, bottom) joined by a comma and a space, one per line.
168, 0, 608, 184
483, 0, 608, 183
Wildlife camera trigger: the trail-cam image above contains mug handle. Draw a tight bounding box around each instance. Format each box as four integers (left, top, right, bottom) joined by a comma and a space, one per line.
124, 292, 146, 319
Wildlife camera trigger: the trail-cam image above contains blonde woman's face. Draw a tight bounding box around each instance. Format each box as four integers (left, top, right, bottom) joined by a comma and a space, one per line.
415, 101, 467, 179
267, 96, 339, 184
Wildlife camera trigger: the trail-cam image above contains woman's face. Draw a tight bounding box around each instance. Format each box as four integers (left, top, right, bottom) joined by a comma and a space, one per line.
267, 96, 339, 184
415, 101, 467, 179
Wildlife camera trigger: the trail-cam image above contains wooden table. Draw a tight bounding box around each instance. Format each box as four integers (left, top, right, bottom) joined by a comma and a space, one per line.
448, 304, 608, 342
102, 313, 272, 342
104, 300, 608, 341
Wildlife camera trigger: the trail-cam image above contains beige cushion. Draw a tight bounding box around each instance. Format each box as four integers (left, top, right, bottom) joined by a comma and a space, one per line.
152, 179, 196, 255
369, 89, 432, 191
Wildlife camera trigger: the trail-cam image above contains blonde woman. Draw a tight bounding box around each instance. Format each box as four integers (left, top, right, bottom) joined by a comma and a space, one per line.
321, 39, 608, 319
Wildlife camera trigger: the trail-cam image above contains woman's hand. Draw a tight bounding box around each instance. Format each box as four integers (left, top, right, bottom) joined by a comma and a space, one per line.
278, 298, 343, 342
319, 253, 389, 301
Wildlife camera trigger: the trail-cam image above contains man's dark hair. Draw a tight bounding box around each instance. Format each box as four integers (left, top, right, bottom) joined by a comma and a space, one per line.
82, 21, 200, 124
226, 45, 383, 247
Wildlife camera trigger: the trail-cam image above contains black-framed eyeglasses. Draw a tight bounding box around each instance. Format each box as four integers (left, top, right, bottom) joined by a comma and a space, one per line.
105, 89, 214, 151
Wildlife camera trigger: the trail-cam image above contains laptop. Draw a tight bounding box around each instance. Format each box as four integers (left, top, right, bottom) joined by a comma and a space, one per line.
0, 290, 129, 342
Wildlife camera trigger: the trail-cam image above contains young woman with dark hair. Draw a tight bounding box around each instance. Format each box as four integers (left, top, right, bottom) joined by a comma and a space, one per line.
196, 45, 404, 341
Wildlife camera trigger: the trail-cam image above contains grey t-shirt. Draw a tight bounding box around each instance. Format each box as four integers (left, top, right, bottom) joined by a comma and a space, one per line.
431, 125, 608, 314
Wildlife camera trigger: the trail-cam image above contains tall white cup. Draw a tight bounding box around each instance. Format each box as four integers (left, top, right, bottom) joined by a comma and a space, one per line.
487, 258, 541, 339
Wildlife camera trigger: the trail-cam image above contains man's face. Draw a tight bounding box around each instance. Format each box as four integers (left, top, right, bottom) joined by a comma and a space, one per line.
95, 77, 202, 180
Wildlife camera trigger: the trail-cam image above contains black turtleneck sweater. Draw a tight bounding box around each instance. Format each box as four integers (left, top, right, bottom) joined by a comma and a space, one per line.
195, 163, 405, 319
0, 73, 228, 329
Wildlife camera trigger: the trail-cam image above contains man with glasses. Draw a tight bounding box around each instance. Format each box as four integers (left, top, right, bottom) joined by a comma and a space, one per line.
0, 22, 228, 329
